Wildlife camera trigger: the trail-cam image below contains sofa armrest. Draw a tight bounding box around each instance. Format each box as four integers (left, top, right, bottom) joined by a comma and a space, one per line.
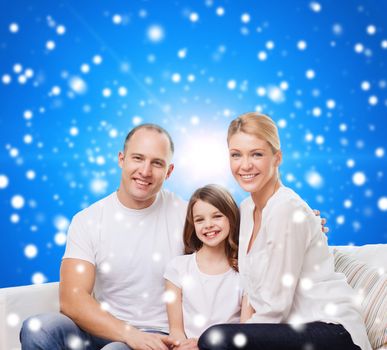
0, 282, 60, 350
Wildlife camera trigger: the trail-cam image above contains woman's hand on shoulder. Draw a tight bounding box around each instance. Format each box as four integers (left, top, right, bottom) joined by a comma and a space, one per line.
313, 209, 329, 233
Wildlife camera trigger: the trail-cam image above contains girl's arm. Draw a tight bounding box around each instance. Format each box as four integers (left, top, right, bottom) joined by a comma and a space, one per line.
165, 280, 187, 343
240, 294, 255, 323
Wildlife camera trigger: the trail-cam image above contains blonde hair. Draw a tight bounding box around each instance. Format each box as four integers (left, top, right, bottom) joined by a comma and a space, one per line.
227, 112, 280, 154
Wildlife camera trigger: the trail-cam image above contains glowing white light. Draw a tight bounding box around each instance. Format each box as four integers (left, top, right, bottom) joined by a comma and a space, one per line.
171, 73, 181, 83
266, 41, 275, 50
54, 232, 67, 245
366, 25, 376, 35
344, 199, 352, 208
377, 197, 387, 211
293, 210, 306, 223
309, 1, 322, 12
336, 215, 345, 225
305, 132, 313, 142
112, 14, 122, 24
32, 272, 46, 284
312, 107, 321, 117
69, 76, 87, 94
90, 178, 108, 194
24, 110, 33, 119
25, 68, 34, 78
102, 88, 112, 97
177, 131, 230, 185
0, 175, 9, 189
277, 119, 287, 128
93, 55, 103, 65
25, 244, 38, 258
326, 99, 336, 109
187, 74, 195, 82
193, 314, 206, 328
297, 40, 307, 50
182, 274, 194, 289
227, 80, 237, 90
315, 135, 324, 145
68, 334, 82, 349
208, 328, 223, 345
189, 12, 199, 22
352, 171, 366, 186
280, 81, 289, 90
70, 126, 79, 136
332, 23, 343, 35
354, 43, 364, 53
7, 313, 20, 327
10, 147, 19, 157
257, 51, 267, 61
100, 302, 110, 311
80, 64, 90, 73
109, 129, 118, 138
324, 303, 338, 316
382, 40, 387, 49
147, 25, 164, 42
76, 264, 85, 273
216, 7, 225, 16
54, 215, 70, 231
27, 317, 42, 332
18, 75, 27, 84
56, 25, 66, 35
339, 123, 347, 132
14, 63, 22, 73
163, 290, 176, 303
2, 74, 11, 84
118, 86, 127, 96
178, 48, 187, 58
132, 116, 142, 125
191, 116, 200, 125
256, 87, 266, 96
100, 262, 111, 273
306, 69, 315, 79
282, 273, 295, 287
233, 333, 247, 347
368, 95, 378, 105
46, 40, 55, 50
375, 147, 384, 157
241, 13, 250, 23
11, 195, 25, 209
96, 155, 105, 165
301, 278, 313, 290
306, 170, 323, 188
346, 159, 355, 168
268, 86, 284, 103
9, 23, 19, 33
361, 81, 370, 91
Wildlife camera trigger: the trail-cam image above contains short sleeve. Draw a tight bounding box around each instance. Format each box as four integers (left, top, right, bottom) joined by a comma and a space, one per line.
164, 256, 182, 288
63, 211, 96, 265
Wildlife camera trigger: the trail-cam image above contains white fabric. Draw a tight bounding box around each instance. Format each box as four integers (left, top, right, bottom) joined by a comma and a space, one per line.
164, 253, 242, 338
239, 186, 372, 350
63, 190, 187, 332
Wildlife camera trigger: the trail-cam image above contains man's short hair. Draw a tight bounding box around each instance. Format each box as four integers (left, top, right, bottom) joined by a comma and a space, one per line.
123, 123, 175, 155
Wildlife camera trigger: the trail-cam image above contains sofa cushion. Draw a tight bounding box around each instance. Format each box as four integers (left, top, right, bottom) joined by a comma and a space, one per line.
334, 250, 387, 349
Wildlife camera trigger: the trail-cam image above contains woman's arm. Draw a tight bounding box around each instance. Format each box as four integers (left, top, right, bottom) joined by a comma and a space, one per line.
165, 280, 187, 343
240, 294, 255, 323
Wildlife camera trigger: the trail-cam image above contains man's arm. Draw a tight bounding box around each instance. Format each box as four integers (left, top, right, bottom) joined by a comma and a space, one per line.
60, 258, 177, 350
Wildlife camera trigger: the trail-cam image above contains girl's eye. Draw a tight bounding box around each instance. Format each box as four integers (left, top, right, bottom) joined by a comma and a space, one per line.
214, 214, 223, 218
194, 218, 204, 223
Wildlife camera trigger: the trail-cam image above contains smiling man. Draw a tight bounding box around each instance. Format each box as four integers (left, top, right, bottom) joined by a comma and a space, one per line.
20, 124, 188, 350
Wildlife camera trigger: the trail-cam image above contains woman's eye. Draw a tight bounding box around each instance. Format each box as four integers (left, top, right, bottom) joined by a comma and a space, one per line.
231, 153, 241, 158
253, 152, 263, 157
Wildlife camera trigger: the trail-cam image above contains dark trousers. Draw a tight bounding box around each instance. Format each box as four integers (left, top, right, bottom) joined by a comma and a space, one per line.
198, 322, 361, 350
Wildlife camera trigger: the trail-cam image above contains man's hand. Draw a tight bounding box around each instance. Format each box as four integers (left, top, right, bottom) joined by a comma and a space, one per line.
313, 209, 329, 234
124, 328, 180, 350
174, 338, 199, 350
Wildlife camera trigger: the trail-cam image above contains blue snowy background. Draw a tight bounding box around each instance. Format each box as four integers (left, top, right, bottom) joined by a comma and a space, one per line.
0, 0, 386, 288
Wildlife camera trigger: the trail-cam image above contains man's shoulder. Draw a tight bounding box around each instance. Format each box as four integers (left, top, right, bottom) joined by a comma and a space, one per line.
159, 189, 187, 209
72, 192, 116, 221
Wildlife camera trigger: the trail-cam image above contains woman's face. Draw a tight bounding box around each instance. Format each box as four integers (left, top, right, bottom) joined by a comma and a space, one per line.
228, 132, 281, 194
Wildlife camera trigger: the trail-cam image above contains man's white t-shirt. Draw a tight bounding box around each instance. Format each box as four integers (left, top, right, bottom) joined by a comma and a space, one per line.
164, 253, 242, 338
63, 190, 187, 332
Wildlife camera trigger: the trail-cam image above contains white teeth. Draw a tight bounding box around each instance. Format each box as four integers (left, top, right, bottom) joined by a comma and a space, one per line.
240, 174, 256, 179
135, 179, 150, 186
204, 231, 218, 237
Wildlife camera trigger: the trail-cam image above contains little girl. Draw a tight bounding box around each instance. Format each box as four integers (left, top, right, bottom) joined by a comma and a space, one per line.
164, 184, 243, 349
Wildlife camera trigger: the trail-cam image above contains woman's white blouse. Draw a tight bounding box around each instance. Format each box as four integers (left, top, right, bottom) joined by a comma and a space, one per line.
239, 186, 371, 350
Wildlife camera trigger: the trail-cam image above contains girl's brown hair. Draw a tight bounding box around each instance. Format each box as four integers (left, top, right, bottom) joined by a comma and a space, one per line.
183, 184, 239, 271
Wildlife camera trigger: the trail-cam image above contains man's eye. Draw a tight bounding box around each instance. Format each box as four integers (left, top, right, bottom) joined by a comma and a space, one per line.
153, 162, 163, 167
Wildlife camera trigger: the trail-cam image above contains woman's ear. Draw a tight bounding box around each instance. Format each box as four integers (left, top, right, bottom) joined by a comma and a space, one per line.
275, 150, 282, 167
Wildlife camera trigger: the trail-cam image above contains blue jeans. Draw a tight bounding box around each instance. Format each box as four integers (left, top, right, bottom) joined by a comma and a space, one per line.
198, 322, 361, 350
20, 312, 167, 350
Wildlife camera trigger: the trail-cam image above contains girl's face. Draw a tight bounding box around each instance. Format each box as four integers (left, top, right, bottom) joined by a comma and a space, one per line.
228, 132, 281, 194
192, 200, 230, 248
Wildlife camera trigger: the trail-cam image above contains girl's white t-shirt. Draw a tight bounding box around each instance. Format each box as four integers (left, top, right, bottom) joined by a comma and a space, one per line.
164, 253, 242, 338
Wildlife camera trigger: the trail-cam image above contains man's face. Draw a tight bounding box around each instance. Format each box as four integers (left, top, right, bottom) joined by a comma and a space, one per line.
118, 128, 174, 209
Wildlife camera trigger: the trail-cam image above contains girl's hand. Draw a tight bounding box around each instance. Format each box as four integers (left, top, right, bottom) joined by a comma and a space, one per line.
175, 338, 198, 350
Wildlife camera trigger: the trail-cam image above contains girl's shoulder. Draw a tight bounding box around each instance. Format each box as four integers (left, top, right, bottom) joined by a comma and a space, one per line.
167, 253, 195, 268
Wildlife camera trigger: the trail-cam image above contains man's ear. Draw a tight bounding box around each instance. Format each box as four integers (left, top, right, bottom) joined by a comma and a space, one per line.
118, 151, 125, 168
165, 163, 174, 179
